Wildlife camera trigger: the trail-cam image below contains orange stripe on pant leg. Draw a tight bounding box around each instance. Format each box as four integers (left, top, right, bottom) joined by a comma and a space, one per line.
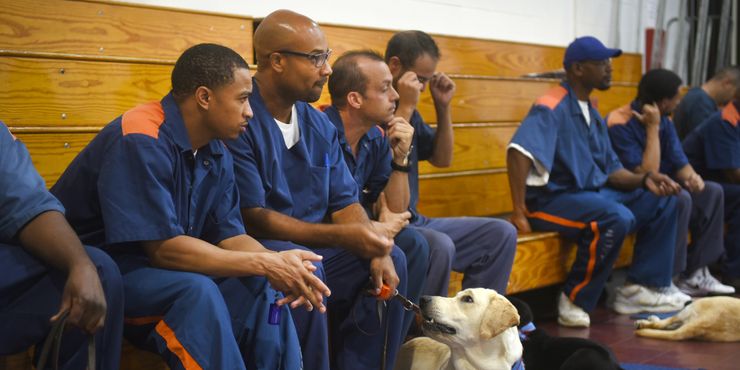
527, 211, 587, 229
569, 221, 599, 302
155, 320, 203, 370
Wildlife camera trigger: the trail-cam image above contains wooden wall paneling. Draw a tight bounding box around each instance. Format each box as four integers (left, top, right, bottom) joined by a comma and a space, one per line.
417, 123, 518, 175
0, 57, 171, 128
15, 132, 96, 187
0, 0, 253, 63
417, 171, 512, 217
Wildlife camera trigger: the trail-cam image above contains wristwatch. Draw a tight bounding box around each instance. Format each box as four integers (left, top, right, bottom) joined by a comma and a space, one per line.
392, 145, 413, 172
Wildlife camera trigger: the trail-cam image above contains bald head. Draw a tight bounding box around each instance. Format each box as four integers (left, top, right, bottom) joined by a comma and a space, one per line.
254, 10, 324, 68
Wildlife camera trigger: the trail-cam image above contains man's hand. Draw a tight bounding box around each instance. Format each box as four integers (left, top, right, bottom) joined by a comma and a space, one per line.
683, 172, 705, 193
264, 250, 331, 313
369, 255, 400, 295
348, 223, 394, 259
396, 71, 423, 108
372, 192, 411, 239
386, 117, 414, 164
645, 172, 682, 196
51, 263, 107, 334
429, 72, 456, 108
510, 209, 532, 233
632, 103, 660, 128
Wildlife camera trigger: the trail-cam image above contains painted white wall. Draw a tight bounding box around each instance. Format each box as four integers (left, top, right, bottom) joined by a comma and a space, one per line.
116, 0, 677, 55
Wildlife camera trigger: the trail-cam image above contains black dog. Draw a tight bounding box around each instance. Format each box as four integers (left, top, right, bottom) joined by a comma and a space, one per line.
508, 296, 623, 370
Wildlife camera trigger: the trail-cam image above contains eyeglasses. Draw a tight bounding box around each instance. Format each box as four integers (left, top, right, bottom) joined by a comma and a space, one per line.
275, 49, 332, 68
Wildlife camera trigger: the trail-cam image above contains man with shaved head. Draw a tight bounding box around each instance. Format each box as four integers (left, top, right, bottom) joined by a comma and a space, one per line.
228, 10, 412, 370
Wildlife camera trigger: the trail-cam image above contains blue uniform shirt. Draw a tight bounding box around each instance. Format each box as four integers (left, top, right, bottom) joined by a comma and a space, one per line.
673, 87, 717, 139
607, 101, 689, 175
683, 101, 740, 183
323, 105, 391, 208
226, 80, 358, 223
51, 93, 245, 250
406, 110, 436, 217
0, 122, 65, 242
510, 82, 623, 196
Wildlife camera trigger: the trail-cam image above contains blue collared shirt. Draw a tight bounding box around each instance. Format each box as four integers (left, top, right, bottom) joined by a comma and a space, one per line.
683, 101, 740, 183
0, 122, 65, 242
406, 110, 436, 218
509, 82, 623, 197
607, 100, 689, 175
51, 93, 245, 250
673, 87, 718, 139
323, 105, 391, 209
226, 80, 358, 223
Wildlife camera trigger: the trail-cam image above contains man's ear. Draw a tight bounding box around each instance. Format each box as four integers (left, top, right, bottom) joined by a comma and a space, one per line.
269, 52, 285, 73
195, 86, 212, 109
347, 91, 363, 109
387, 56, 402, 76
480, 293, 520, 340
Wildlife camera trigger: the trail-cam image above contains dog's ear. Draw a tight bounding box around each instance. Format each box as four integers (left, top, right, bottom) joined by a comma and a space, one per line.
480, 294, 520, 340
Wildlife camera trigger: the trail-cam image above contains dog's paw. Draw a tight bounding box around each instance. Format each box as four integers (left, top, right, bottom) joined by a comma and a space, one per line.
634, 320, 648, 329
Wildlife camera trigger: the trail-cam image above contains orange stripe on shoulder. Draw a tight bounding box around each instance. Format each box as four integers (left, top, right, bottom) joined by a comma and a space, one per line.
535, 86, 568, 110
722, 102, 740, 127
122, 102, 165, 139
375, 125, 385, 137
607, 104, 633, 127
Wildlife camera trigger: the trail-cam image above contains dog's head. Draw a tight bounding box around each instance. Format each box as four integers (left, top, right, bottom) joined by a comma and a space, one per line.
419, 288, 520, 347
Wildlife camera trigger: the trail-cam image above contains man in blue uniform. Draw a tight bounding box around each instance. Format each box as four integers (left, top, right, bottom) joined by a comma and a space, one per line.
323, 50, 430, 340
385, 30, 518, 298
52, 44, 327, 370
683, 89, 740, 291
0, 122, 123, 370
507, 36, 687, 328
227, 11, 410, 370
674, 66, 740, 139
607, 68, 733, 296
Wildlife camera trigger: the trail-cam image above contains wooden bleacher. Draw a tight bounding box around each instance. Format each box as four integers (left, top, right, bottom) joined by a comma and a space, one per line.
0, 1, 640, 368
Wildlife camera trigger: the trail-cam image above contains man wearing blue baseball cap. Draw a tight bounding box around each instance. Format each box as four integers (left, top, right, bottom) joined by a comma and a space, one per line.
507, 36, 688, 327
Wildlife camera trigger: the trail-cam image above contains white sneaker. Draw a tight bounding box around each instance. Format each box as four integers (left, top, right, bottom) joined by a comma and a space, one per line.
677, 267, 736, 296
661, 282, 693, 305
612, 284, 686, 314
558, 293, 590, 327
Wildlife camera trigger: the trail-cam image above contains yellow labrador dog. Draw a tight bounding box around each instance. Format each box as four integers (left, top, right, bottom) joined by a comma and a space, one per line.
396, 288, 522, 370
634, 296, 740, 342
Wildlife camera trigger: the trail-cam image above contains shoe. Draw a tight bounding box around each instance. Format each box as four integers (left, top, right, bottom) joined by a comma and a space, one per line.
722, 275, 740, 291
661, 281, 693, 304
557, 293, 590, 327
612, 284, 686, 315
677, 267, 736, 296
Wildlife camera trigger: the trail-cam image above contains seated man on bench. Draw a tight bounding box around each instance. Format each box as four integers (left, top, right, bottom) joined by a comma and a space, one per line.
607, 68, 733, 296
0, 121, 123, 369
52, 43, 326, 370
323, 50, 430, 340
507, 36, 687, 328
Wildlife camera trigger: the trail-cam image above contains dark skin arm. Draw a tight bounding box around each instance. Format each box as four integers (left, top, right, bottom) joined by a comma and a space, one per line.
607, 168, 682, 195
242, 203, 393, 259
507, 148, 534, 233
143, 234, 330, 312
724, 168, 740, 184
17, 211, 106, 334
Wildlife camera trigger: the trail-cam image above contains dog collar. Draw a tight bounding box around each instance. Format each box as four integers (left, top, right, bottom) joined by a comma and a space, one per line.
518, 322, 536, 341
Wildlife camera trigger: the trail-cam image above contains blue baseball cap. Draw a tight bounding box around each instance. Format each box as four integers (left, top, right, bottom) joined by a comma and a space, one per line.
563, 36, 622, 69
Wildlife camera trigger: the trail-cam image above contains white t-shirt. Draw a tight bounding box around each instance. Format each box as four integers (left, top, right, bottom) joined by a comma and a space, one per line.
578, 100, 591, 126
275, 105, 300, 149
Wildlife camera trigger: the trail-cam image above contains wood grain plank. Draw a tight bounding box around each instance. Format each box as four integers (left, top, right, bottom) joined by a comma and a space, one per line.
0, 0, 252, 63
14, 132, 96, 187
320, 24, 642, 83
417, 171, 512, 218
0, 57, 171, 127
418, 124, 518, 175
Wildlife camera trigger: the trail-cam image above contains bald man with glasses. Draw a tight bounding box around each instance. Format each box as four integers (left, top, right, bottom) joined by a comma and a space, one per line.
227, 10, 418, 370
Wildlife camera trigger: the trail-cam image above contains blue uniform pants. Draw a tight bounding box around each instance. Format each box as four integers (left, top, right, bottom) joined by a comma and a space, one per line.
721, 182, 740, 278
0, 245, 123, 370
392, 228, 429, 339
526, 188, 677, 312
674, 183, 725, 276
411, 216, 518, 296
115, 254, 301, 370
260, 240, 410, 370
